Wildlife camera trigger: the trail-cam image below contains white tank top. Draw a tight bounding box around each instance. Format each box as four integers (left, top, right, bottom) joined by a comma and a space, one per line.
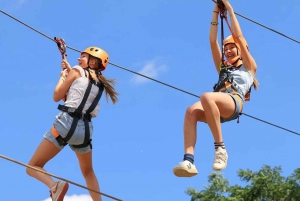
64, 66, 100, 117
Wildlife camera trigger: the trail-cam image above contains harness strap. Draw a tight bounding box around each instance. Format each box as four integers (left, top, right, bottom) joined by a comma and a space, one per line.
72, 119, 92, 149
52, 126, 67, 146
61, 80, 93, 143
86, 84, 104, 114
57, 105, 91, 121
77, 80, 93, 113
72, 71, 104, 149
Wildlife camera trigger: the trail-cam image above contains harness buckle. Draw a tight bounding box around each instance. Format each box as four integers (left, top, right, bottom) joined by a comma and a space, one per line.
230, 80, 239, 91
67, 107, 76, 113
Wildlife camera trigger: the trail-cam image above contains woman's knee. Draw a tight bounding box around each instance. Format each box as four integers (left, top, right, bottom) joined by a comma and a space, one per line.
26, 157, 46, 175
200, 92, 214, 106
26, 161, 43, 176
185, 103, 205, 122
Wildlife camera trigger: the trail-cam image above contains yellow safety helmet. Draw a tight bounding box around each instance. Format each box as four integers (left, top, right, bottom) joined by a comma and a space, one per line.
82, 46, 109, 71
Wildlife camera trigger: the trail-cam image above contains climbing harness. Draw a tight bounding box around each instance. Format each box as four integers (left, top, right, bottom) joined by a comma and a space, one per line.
52, 69, 105, 149
213, 65, 241, 93
51, 45, 107, 149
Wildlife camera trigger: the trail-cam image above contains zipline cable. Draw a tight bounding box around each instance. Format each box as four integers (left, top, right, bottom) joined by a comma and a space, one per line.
0, 9, 299, 137
211, 0, 300, 44
0, 154, 123, 201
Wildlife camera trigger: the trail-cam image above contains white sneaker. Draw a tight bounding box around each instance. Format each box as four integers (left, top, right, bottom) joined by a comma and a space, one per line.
50, 181, 69, 201
173, 160, 198, 177
213, 147, 228, 171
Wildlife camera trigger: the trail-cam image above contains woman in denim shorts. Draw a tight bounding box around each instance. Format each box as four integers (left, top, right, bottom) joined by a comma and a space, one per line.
26, 46, 119, 201
173, 0, 259, 177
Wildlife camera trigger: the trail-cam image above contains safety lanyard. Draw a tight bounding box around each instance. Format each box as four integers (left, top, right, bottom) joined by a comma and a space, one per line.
216, 0, 234, 67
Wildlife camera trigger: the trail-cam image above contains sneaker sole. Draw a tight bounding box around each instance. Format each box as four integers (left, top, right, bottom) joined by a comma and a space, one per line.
56, 182, 69, 201
173, 167, 198, 177
213, 164, 227, 171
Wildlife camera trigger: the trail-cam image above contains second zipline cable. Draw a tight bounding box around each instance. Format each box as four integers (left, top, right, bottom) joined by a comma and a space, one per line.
0, 9, 299, 137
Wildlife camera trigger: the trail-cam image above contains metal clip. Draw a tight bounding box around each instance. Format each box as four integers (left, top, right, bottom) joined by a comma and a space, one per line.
67, 107, 76, 113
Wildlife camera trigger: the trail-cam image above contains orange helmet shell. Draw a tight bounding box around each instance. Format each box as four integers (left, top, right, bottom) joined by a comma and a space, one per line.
223, 35, 248, 51
223, 35, 240, 50
82, 46, 109, 71
223, 35, 248, 65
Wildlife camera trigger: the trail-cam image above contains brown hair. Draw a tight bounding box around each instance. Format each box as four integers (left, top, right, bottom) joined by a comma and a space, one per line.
90, 56, 119, 104
253, 77, 259, 90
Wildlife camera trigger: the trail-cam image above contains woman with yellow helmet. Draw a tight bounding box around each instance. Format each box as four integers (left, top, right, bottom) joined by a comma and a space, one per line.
26, 46, 118, 201
173, 0, 259, 177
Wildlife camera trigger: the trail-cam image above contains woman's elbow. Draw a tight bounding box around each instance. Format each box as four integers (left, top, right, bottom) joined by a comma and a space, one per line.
53, 93, 60, 102
53, 97, 60, 102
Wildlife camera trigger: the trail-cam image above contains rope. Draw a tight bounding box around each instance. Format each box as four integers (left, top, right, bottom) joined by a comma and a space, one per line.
211, 0, 300, 44
0, 9, 299, 137
0, 154, 123, 201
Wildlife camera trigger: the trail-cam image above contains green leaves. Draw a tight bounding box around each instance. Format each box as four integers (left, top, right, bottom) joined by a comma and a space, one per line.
186, 165, 300, 201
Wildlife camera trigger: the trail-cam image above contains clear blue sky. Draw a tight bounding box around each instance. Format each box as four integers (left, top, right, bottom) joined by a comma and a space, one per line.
0, 0, 299, 201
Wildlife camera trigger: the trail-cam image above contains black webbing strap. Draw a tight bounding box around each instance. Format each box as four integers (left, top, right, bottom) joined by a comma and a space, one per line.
72, 81, 104, 148
62, 80, 93, 143
72, 119, 91, 149
220, 13, 225, 65
86, 83, 104, 114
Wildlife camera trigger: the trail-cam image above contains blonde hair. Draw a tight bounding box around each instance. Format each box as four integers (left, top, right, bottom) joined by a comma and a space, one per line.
97, 73, 119, 104
90, 56, 119, 104
253, 77, 259, 90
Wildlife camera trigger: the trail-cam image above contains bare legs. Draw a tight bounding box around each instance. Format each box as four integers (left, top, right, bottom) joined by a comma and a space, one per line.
184, 92, 237, 155
26, 139, 61, 189
76, 151, 102, 201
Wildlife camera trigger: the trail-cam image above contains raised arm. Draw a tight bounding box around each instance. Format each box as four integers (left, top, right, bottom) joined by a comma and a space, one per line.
210, 4, 222, 74
222, 0, 257, 76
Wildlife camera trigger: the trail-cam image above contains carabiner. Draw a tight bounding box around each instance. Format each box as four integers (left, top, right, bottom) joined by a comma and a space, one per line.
54, 36, 67, 59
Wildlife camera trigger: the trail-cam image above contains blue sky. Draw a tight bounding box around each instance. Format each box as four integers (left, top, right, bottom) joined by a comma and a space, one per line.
0, 0, 299, 200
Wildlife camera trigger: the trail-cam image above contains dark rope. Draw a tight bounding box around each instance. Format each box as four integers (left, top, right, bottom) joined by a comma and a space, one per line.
0, 9, 299, 136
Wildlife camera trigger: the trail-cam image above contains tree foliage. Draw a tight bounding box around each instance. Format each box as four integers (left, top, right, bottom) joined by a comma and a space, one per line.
186, 165, 300, 201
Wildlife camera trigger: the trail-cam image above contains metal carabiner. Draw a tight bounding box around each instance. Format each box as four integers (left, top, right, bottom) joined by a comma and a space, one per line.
54, 36, 67, 59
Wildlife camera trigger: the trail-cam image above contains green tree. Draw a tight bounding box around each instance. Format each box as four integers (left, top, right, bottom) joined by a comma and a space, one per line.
186, 165, 300, 201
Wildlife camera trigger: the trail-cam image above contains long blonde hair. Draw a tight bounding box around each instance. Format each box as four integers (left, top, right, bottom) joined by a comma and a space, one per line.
253, 77, 259, 90
90, 57, 119, 104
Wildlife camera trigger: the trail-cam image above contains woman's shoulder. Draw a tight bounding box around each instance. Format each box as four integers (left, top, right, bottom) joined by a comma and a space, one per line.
71, 65, 85, 77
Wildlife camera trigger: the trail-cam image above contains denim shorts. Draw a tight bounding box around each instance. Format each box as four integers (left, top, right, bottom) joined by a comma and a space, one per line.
44, 111, 94, 154
220, 92, 244, 123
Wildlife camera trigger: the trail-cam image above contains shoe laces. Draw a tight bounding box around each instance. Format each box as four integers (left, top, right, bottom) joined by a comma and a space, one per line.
214, 149, 227, 164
